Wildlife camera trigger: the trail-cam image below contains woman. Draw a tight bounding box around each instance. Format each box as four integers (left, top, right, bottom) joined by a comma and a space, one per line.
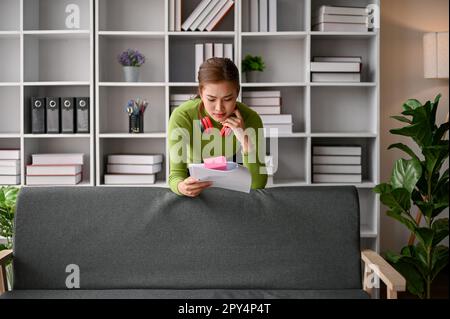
168, 57, 267, 197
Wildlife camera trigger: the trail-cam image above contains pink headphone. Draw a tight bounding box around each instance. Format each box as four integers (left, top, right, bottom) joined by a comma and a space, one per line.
198, 104, 232, 137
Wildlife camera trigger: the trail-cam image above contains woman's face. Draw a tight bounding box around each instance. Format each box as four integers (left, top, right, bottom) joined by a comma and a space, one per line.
200, 81, 238, 123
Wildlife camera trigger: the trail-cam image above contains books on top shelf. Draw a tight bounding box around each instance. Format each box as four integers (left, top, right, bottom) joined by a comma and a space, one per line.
0, 149, 21, 185
249, 0, 277, 32
242, 91, 281, 115
313, 5, 370, 32
181, 0, 234, 32
312, 146, 362, 183
311, 56, 362, 82
195, 42, 233, 81
104, 154, 163, 185
26, 153, 84, 185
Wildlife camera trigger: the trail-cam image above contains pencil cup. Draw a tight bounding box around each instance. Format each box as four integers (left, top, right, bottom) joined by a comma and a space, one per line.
129, 114, 144, 133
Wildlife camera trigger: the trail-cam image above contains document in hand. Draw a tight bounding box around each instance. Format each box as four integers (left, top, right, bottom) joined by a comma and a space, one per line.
188, 162, 251, 193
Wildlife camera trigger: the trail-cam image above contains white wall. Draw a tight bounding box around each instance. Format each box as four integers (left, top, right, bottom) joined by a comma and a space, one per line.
380, 0, 449, 253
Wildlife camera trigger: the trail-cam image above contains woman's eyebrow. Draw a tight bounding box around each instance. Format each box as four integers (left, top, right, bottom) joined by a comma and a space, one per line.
207, 94, 233, 98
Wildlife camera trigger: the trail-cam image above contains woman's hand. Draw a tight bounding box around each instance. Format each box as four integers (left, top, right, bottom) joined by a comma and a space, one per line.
222, 109, 253, 153
177, 176, 213, 197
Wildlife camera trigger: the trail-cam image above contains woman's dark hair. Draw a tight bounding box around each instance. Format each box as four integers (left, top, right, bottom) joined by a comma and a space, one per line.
197, 57, 240, 96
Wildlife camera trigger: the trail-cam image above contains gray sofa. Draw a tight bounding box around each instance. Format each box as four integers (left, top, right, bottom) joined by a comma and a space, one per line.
0, 186, 405, 299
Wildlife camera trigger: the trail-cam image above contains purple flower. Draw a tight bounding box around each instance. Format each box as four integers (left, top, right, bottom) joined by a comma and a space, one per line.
117, 49, 146, 67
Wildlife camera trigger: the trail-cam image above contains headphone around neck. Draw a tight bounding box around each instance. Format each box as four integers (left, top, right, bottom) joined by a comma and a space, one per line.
198, 103, 232, 137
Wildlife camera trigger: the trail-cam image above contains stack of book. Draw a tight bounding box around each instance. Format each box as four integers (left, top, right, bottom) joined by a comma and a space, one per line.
168, 0, 182, 31
242, 91, 281, 115
312, 146, 362, 183
0, 149, 21, 185
26, 153, 84, 185
260, 114, 293, 134
104, 154, 163, 185
312, 5, 370, 32
195, 42, 234, 81
181, 0, 235, 32
311, 56, 362, 82
248, 0, 277, 32
170, 93, 197, 113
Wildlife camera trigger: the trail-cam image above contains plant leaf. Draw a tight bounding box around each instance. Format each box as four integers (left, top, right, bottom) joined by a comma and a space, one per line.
390, 158, 422, 193
373, 183, 391, 194
415, 228, 434, 248
432, 218, 449, 246
422, 144, 449, 177
386, 210, 417, 233
433, 122, 449, 144
402, 99, 422, 111
391, 116, 412, 124
391, 258, 425, 298
387, 143, 420, 161
380, 188, 411, 212
431, 245, 448, 281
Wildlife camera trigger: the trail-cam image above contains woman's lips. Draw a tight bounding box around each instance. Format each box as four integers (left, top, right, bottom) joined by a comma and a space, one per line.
214, 113, 226, 119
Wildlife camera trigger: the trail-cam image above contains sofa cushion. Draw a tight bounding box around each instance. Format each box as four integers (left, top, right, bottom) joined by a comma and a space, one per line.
13, 186, 362, 290
0, 289, 369, 299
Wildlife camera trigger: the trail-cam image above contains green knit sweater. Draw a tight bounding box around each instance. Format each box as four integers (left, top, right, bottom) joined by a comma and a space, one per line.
168, 98, 267, 195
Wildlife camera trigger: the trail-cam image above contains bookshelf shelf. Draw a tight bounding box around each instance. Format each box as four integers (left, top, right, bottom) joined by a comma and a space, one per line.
241, 32, 308, 39
99, 133, 167, 139
98, 31, 166, 38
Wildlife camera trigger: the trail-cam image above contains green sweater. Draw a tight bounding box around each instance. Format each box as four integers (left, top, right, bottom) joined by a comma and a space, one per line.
168, 98, 267, 195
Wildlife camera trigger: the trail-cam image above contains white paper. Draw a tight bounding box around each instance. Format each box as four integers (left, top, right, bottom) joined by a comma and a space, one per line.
188, 162, 251, 193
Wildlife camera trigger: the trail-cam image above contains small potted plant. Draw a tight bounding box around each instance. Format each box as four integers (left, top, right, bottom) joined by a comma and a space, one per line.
117, 48, 146, 82
242, 54, 266, 82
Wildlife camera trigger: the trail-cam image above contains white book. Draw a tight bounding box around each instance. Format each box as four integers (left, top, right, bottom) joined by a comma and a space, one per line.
0, 149, 20, 160
104, 174, 156, 185
260, 114, 292, 124
27, 164, 82, 176
107, 163, 162, 175
250, 0, 259, 32
268, 0, 277, 32
0, 159, 20, 167
242, 90, 281, 98
169, 0, 175, 31
175, 0, 182, 31
205, 0, 235, 32
313, 56, 362, 63
224, 43, 233, 60
313, 174, 362, 183
263, 123, 293, 134
0, 175, 20, 185
312, 73, 361, 82
313, 22, 368, 32
190, 0, 220, 31
198, 0, 228, 31
318, 5, 368, 16
32, 153, 84, 165
310, 62, 360, 72
259, 0, 268, 32
26, 173, 82, 185
170, 94, 196, 100
188, 162, 251, 193
195, 43, 204, 82
313, 156, 361, 165
0, 166, 20, 175
250, 106, 281, 114
313, 165, 362, 174
312, 14, 368, 25
107, 154, 163, 165
313, 146, 362, 156
242, 97, 281, 106
204, 42, 214, 60
182, 0, 212, 31
214, 43, 224, 57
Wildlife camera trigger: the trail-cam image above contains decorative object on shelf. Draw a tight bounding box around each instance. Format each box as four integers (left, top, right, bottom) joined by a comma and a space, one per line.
118, 49, 146, 82
374, 94, 449, 299
0, 185, 20, 290
242, 54, 265, 82
125, 98, 148, 133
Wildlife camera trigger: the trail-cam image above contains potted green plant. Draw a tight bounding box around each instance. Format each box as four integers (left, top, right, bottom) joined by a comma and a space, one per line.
117, 48, 146, 82
374, 94, 448, 299
242, 54, 265, 82
0, 186, 19, 290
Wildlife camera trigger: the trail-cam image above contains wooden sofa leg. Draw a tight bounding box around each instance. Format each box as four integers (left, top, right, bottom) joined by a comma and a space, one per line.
0, 264, 8, 293
387, 288, 397, 299
363, 263, 373, 297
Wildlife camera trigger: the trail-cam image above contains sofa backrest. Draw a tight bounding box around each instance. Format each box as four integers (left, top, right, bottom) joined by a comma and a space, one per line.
13, 186, 362, 290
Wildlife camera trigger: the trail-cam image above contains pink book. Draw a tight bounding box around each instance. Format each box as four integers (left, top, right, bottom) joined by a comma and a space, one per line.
204, 156, 227, 170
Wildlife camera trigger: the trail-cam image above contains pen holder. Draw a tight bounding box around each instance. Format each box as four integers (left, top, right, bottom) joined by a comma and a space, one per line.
129, 114, 144, 133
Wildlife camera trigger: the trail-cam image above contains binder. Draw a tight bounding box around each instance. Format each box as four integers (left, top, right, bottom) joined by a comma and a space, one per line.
31, 97, 46, 134
46, 97, 60, 133
61, 97, 75, 133
76, 97, 89, 133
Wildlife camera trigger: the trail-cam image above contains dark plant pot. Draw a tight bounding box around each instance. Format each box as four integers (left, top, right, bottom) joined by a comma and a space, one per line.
245, 71, 261, 83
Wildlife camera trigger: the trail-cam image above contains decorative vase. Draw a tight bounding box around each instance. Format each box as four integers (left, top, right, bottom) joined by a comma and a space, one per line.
123, 66, 140, 82
246, 71, 260, 83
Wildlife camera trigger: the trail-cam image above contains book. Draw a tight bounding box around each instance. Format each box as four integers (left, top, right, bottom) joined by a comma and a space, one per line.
250, 0, 259, 32
310, 62, 361, 72
175, 0, 182, 31
104, 174, 156, 185
205, 0, 235, 32
181, 0, 212, 31
0, 159, 20, 167
250, 106, 281, 114
313, 56, 362, 63
259, 0, 268, 32
107, 154, 163, 165
313, 146, 362, 156
188, 162, 251, 193
312, 73, 361, 82
198, 0, 228, 31
32, 153, 84, 165
170, 94, 197, 101
169, 0, 175, 31
0, 166, 20, 175
195, 43, 204, 82
27, 164, 82, 175
268, 0, 277, 32
260, 114, 292, 124
205, 42, 214, 60
313, 156, 361, 165
0, 175, 20, 185
26, 173, 82, 185
224, 43, 233, 60
313, 165, 362, 174
263, 123, 293, 134
214, 42, 224, 57
317, 5, 368, 16
190, 0, 220, 31
313, 174, 362, 183
0, 149, 20, 160
242, 97, 281, 106
242, 90, 281, 98
107, 163, 162, 174
312, 14, 368, 25
313, 22, 368, 32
